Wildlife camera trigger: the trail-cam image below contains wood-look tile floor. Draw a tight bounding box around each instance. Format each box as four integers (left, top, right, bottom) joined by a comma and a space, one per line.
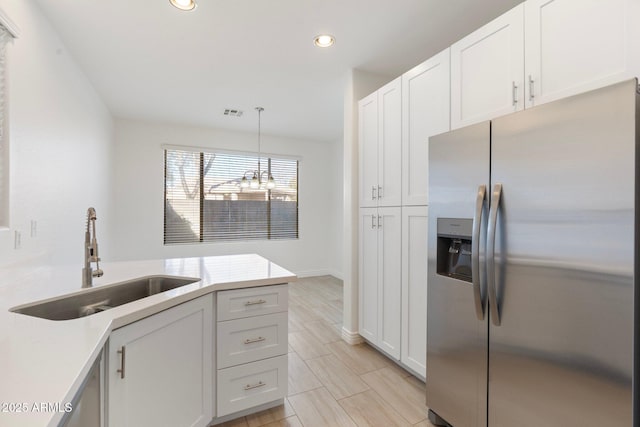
216, 276, 436, 427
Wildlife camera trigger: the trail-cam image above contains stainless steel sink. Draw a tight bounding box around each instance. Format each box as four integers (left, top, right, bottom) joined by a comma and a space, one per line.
10, 275, 200, 320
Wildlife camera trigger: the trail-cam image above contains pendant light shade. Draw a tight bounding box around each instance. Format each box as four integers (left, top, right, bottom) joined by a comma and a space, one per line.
239, 107, 276, 191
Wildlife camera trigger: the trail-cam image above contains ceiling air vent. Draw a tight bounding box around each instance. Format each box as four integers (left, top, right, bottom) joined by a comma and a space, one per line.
223, 109, 243, 117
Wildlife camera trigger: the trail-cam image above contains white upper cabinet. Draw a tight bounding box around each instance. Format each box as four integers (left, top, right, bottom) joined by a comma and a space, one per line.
451, 4, 525, 129
359, 92, 379, 207
378, 78, 403, 207
402, 48, 450, 206
524, 0, 640, 108
359, 77, 402, 207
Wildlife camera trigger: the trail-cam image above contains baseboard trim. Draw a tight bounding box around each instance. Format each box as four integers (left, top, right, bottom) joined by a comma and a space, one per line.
341, 327, 364, 345
326, 269, 344, 280
295, 269, 331, 278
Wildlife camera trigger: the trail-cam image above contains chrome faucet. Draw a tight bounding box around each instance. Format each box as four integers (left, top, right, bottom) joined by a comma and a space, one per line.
82, 207, 103, 288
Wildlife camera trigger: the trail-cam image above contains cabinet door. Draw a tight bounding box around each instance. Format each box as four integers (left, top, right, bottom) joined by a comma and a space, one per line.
359, 92, 379, 207
402, 49, 450, 206
525, 0, 640, 108
377, 207, 402, 360
401, 206, 428, 378
378, 77, 402, 207
451, 4, 524, 129
108, 295, 213, 427
359, 207, 379, 342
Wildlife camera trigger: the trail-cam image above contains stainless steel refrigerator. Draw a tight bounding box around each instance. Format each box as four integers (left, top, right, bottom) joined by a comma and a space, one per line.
426, 78, 639, 427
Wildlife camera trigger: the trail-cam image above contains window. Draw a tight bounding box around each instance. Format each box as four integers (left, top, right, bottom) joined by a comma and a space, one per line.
164, 148, 298, 244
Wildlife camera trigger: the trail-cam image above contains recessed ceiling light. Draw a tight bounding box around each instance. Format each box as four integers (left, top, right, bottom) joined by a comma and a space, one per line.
314, 34, 335, 48
170, 0, 197, 11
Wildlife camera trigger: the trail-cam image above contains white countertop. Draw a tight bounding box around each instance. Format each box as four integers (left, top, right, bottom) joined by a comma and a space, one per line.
0, 254, 296, 427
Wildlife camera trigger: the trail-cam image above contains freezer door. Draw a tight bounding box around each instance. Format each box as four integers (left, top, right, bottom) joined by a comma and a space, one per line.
488, 79, 637, 427
427, 121, 490, 427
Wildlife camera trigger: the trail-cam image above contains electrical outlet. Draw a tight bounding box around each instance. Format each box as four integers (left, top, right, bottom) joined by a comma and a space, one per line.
30, 220, 37, 238
14, 230, 21, 249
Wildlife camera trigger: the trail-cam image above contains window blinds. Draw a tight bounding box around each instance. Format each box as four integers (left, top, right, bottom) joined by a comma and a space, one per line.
164, 148, 298, 244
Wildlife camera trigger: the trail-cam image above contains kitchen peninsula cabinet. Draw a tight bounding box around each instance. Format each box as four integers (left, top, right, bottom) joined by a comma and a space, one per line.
359, 206, 402, 359
359, 77, 402, 208
107, 294, 213, 427
215, 285, 288, 417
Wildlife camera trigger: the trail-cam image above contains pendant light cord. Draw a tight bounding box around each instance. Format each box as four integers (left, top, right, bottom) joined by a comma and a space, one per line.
256, 107, 264, 179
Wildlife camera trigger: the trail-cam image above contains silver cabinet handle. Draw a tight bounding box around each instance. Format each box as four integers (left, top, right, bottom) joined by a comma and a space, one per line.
377, 215, 382, 228
472, 185, 486, 321
117, 346, 126, 379
528, 75, 535, 102
371, 186, 377, 200
244, 381, 265, 390
377, 185, 382, 199
487, 183, 502, 326
244, 336, 266, 344
245, 299, 266, 306
512, 81, 518, 106
371, 215, 376, 229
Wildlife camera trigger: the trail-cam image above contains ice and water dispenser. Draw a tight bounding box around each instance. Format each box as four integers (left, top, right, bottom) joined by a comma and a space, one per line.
436, 218, 473, 282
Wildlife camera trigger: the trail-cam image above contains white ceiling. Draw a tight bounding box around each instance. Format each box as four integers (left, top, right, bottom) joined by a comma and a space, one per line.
35, 0, 522, 143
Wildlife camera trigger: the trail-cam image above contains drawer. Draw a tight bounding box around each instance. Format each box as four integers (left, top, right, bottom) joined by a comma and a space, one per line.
217, 284, 288, 321
217, 355, 288, 417
217, 312, 288, 368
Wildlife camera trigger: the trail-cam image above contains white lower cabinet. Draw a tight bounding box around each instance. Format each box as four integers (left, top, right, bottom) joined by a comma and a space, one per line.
401, 206, 428, 378
215, 285, 288, 419
359, 207, 402, 360
217, 355, 288, 417
216, 312, 288, 369
107, 294, 213, 427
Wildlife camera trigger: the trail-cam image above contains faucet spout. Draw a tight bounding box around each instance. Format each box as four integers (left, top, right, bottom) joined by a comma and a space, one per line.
82, 207, 103, 288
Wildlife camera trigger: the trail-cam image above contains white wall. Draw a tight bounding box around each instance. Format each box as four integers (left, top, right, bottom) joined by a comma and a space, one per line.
112, 119, 339, 278
0, 0, 114, 269
327, 136, 343, 279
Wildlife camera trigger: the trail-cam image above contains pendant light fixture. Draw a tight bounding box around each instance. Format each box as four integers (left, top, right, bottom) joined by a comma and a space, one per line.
240, 107, 276, 190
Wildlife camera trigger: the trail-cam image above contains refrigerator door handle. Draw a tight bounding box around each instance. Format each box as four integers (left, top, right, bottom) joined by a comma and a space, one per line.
487, 183, 502, 326
472, 185, 486, 320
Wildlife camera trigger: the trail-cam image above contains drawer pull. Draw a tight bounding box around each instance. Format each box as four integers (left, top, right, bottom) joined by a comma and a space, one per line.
117, 346, 126, 379
244, 381, 265, 390
244, 336, 266, 344
245, 299, 267, 306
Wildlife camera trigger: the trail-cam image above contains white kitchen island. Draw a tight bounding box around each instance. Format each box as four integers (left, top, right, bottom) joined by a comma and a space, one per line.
0, 254, 296, 427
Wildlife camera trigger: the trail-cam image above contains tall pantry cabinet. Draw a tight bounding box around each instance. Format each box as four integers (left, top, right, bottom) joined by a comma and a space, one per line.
358, 50, 450, 379
358, 77, 403, 360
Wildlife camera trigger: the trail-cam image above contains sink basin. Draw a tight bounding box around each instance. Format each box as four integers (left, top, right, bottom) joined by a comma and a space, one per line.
10, 275, 200, 320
